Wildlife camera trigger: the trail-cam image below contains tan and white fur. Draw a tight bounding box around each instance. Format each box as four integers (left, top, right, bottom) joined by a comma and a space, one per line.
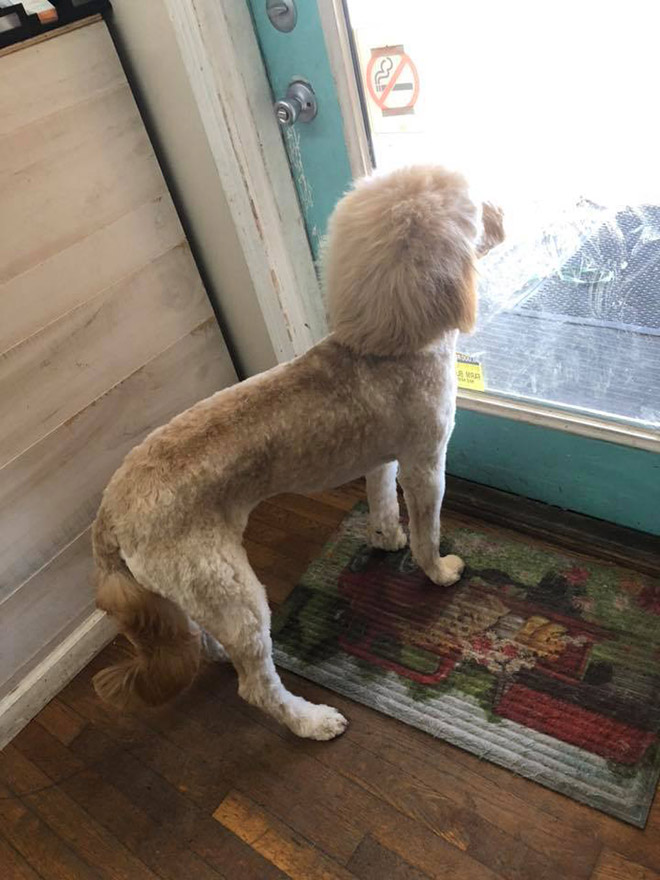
92, 166, 504, 740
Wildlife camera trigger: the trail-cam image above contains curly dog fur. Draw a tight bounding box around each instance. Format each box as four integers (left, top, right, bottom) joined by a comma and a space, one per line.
92, 165, 504, 740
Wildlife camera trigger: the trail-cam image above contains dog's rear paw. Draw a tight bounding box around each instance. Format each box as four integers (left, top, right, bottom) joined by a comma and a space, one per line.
369, 524, 407, 552
292, 705, 349, 741
426, 554, 465, 587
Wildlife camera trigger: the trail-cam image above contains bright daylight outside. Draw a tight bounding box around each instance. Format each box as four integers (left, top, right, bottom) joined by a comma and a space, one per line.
346, 0, 660, 427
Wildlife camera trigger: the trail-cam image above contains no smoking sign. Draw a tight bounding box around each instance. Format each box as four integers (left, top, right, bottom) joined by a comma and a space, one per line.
366, 45, 420, 117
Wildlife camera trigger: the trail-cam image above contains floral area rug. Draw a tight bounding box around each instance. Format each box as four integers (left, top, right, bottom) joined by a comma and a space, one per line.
272, 502, 660, 826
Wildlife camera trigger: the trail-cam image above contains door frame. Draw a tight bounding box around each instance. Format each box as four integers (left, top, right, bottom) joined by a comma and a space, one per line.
163, 0, 326, 363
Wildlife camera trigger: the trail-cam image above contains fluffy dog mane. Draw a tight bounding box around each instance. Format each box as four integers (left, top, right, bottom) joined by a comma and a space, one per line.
322, 165, 479, 356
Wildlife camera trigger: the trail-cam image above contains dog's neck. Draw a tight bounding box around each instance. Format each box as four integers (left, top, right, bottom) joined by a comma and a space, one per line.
325, 328, 459, 361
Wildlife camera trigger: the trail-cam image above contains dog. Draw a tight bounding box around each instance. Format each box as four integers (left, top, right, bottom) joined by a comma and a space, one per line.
92, 165, 504, 740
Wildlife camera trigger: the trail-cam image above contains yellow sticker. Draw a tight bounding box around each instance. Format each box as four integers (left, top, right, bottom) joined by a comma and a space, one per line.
456, 353, 485, 391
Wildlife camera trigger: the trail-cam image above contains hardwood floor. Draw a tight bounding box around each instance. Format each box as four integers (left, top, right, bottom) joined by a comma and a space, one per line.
1, 481, 659, 879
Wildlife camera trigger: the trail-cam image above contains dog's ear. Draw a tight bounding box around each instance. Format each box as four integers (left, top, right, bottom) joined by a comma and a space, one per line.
476, 201, 505, 257
323, 166, 480, 356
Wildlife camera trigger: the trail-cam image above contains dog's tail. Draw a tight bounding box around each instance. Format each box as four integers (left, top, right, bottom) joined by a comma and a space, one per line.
91, 508, 200, 710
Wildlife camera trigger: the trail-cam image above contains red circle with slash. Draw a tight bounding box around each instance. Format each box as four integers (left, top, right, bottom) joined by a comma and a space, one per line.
366, 47, 420, 115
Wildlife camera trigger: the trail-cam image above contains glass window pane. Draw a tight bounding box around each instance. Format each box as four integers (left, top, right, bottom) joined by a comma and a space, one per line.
346, 0, 660, 427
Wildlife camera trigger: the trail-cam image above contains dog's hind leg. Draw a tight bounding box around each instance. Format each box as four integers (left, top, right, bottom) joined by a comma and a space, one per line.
223, 592, 348, 741
398, 452, 464, 587
366, 462, 407, 551
138, 534, 348, 741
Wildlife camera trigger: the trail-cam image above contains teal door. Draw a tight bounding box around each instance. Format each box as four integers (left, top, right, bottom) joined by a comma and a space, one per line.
247, 0, 660, 535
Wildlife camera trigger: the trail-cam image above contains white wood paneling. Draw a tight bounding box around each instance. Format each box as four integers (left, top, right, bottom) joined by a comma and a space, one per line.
0, 20, 125, 135
0, 85, 166, 285
0, 244, 213, 467
0, 529, 94, 701
0, 19, 238, 736
0, 317, 234, 599
0, 196, 183, 355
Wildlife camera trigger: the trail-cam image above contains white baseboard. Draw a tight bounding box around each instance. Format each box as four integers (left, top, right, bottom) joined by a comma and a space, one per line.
0, 610, 116, 750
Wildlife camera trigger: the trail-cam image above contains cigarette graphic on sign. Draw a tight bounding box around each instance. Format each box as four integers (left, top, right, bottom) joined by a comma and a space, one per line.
374, 56, 394, 92
366, 45, 420, 116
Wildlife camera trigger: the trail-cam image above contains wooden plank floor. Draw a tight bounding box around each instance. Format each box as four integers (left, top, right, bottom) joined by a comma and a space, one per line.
2, 481, 660, 879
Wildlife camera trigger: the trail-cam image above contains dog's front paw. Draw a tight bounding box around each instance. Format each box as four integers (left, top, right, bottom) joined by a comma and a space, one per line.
290, 704, 349, 741
368, 524, 407, 552
426, 554, 465, 587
